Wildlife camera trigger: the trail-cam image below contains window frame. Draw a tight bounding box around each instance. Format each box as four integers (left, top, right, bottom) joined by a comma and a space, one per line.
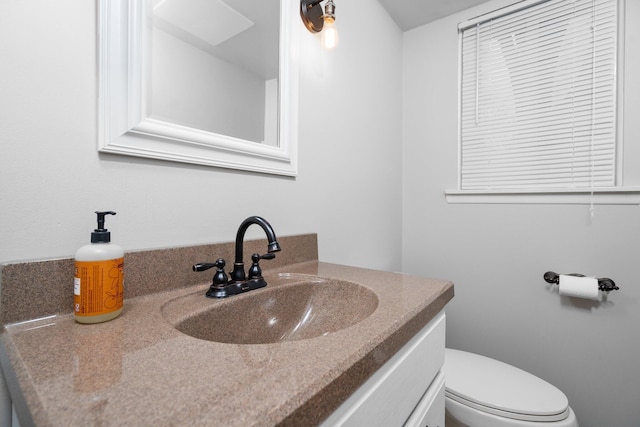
446, 0, 640, 205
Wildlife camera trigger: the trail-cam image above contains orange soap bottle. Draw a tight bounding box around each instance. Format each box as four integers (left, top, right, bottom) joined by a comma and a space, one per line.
74, 211, 124, 324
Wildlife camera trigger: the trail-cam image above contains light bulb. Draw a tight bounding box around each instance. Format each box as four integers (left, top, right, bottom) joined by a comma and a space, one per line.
321, 16, 338, 49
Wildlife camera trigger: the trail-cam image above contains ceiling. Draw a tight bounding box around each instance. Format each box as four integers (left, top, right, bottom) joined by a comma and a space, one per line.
376, 0, 490, 31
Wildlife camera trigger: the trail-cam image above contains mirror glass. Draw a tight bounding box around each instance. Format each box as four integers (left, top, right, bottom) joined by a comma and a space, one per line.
98, 0, 298, 176
150, 0, 279, 146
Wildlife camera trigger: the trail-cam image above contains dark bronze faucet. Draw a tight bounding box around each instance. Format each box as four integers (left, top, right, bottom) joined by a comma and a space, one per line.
230, 216, 281, 282
193, 216, 281, 298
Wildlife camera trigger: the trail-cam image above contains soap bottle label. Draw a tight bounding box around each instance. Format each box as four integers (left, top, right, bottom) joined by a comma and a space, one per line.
74, 258, 124, 317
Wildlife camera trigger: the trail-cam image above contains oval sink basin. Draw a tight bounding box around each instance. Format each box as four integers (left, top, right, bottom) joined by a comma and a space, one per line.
162, 275, 378, 344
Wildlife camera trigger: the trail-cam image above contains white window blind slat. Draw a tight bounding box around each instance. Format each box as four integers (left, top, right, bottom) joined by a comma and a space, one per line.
462, 144, 615, 165
463, 152, 615, 169
459, 0, 617, 190
461, 115, 616, 140
461, 0, 615, 37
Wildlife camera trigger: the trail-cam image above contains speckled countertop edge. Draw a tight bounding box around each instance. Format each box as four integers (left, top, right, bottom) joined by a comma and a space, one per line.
0, 235, 454, 426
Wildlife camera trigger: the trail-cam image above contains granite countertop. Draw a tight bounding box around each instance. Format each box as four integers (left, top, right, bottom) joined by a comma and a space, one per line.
1, 245, 453, 426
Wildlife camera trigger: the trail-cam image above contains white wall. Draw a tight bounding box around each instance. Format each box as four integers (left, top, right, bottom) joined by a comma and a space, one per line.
402, 1, 640, 427
0, 0, 403, 272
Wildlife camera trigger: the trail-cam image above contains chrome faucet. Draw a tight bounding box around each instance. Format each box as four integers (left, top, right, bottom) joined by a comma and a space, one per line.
193, 216, 281, 298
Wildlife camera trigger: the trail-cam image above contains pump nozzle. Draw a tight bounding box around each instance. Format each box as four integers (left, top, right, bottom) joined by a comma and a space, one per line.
95, 211, 116, 230
92, 211, 116, 243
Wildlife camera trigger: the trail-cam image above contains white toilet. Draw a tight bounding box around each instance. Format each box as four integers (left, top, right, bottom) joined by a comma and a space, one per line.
444, 349, 579, 427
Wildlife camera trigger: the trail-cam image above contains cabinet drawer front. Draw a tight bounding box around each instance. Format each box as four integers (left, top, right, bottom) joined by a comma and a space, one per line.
322, 312, 446, 426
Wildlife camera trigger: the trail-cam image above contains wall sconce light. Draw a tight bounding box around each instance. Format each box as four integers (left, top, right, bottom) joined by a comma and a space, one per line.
300, 0, 338, 49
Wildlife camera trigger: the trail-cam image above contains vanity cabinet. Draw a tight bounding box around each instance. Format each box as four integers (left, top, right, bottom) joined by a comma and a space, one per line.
321, 311, 446, 427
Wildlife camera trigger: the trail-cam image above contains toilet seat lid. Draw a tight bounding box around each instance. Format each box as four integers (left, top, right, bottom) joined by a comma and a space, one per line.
444, 348, 569, 422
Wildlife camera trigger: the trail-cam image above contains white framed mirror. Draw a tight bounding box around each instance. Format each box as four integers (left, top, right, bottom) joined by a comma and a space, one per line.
98, 0, 299, 176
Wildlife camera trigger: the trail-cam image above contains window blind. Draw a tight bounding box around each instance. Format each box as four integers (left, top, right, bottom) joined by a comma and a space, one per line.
459, 0, 617, 190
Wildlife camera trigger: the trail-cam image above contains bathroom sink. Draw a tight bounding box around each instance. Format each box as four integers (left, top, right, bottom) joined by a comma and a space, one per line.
162, 275, 379, 344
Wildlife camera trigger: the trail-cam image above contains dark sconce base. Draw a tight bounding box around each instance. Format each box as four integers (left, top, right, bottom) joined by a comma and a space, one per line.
300, 0, 324, 33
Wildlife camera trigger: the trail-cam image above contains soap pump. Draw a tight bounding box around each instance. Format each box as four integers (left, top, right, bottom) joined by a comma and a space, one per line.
74, 211, 124, 324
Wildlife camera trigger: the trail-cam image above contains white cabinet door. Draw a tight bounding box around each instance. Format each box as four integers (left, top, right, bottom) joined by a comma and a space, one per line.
321, 312, 446, 427
404, 371, 445, 427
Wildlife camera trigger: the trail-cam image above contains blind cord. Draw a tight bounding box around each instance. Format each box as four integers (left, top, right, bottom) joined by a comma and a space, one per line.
589, 0, 597, 217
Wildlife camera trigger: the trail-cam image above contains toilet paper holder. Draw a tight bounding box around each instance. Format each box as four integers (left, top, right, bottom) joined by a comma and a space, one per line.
543, 271, 619, 292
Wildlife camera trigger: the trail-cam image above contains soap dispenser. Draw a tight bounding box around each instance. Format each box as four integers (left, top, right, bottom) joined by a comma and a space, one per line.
74, 211, 124, 324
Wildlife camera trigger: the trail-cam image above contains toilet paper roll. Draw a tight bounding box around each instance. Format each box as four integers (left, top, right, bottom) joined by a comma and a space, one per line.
558, 274, 600, 300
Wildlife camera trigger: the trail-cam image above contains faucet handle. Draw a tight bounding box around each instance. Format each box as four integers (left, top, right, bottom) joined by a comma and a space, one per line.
193, 262, 216, 272
212, 259, 229, 286
247, 253, 276, 280
194, 259, 229, 286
